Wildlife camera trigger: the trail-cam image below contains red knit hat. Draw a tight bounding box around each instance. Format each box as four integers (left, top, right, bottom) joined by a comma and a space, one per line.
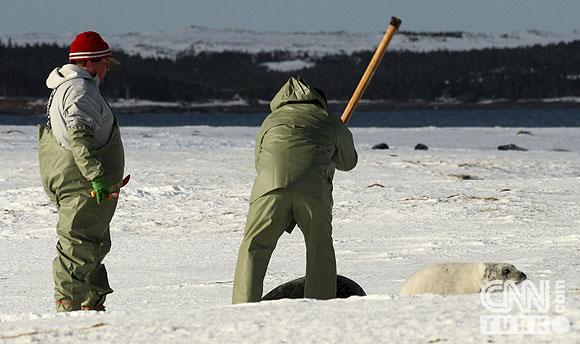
69, 31, 113, 62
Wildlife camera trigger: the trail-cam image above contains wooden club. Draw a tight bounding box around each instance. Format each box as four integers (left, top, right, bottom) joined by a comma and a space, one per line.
341, 17, 402, 124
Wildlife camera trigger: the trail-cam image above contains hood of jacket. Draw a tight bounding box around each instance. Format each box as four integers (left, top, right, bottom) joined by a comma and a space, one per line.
46, 64, 100, 89
269, 76, 329, 113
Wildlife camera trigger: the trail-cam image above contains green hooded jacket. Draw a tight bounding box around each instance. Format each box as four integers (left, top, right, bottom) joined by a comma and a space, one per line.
249, 77, 357, 204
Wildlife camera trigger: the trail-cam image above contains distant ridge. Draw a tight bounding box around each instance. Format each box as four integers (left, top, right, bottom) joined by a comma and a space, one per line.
1, 28, 579, 107
2, 26, 580, 59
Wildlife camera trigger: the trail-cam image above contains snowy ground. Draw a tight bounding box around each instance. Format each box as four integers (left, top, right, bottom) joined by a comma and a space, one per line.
1, 124, 579, 343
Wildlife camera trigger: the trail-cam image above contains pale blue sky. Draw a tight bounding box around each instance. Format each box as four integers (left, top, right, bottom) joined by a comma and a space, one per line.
1, 0, 579, 34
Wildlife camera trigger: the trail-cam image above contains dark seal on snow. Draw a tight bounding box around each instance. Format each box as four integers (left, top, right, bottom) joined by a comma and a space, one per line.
414, 143, 429, 150
498, 143, 527, 151
372, 143, 389, 150
261, 275, 366, 301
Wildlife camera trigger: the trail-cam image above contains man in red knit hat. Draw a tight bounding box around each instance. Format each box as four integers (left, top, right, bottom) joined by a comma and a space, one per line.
39, 31, 125, 312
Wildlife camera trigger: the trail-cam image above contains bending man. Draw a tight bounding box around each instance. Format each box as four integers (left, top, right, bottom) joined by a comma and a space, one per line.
233, 77, 358, 303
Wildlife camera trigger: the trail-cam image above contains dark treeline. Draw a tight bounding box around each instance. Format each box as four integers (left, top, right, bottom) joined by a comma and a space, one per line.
1, 40, 579, 102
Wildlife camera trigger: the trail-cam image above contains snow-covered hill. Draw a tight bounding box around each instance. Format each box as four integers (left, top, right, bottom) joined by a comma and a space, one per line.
3, 25, 580, 59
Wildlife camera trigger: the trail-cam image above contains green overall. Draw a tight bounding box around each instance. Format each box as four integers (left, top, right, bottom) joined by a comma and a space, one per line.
38, 123, 124, 311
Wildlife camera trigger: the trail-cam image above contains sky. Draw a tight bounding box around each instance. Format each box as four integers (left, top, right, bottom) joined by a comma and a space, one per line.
1, 0, 579, 35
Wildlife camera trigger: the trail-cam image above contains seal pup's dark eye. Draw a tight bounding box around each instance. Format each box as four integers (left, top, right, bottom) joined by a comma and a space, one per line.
502, 268, 510, 276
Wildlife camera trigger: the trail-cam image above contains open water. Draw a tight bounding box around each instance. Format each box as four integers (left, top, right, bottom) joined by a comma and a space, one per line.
1, 107, 579, 127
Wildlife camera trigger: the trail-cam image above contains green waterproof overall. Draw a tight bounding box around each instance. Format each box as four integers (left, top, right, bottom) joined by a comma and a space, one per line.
38, 123, 124, 311
232, 77, 357, 303
233, 189, 335, 303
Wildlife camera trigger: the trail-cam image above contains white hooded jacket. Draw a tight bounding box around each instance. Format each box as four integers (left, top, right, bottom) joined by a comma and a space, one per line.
46, 64, 114, 149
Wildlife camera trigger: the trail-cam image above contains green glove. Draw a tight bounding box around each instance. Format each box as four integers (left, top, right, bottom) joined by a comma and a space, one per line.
91, 176, 111, 204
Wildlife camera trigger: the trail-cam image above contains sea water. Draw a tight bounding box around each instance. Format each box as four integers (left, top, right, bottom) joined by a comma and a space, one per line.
1, 107, 579, 127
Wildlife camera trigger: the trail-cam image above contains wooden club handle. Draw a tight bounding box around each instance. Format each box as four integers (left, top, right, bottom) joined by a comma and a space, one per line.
341, 17, 402, 123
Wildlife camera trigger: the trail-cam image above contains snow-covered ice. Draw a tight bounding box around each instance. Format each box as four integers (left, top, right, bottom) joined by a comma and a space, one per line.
0, 124, 579, 343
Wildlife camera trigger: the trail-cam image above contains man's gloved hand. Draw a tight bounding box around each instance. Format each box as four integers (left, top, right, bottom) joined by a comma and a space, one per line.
91, 176, 111, 204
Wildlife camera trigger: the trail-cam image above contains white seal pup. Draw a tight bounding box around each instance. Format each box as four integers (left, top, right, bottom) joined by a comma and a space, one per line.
399, 262, 527, 296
